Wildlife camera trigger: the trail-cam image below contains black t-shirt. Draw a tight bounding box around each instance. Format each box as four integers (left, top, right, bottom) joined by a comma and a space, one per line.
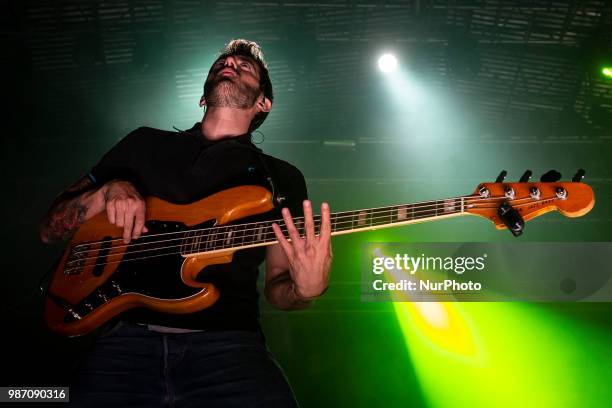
89, 123, 308, 331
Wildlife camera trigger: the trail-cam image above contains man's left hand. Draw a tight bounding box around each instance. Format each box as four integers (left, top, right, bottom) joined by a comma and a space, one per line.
271, 200, 333, 299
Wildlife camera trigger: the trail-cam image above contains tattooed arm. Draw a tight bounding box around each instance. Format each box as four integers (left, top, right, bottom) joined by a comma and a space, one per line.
39, 175, 104, 244
39, 177, 147, 244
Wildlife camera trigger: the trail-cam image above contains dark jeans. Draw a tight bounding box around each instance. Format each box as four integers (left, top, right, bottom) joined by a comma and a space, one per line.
68, 321, 298, 408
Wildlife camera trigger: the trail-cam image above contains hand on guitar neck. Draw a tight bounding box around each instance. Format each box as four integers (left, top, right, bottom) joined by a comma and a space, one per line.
270, 202, 333, 301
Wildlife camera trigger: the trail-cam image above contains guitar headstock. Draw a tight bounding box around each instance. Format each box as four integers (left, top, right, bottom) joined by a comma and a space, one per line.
465, 169, 595, 236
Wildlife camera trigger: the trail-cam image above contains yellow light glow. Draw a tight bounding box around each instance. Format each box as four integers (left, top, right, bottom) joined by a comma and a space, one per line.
395, 302, 477, 357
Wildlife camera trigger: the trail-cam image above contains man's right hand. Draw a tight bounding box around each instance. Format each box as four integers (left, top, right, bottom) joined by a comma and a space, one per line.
103, 180, 149, 243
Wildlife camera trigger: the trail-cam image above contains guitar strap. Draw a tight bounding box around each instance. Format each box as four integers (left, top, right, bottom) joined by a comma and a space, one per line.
227, 140, 286, 208
250, 144, 287, 208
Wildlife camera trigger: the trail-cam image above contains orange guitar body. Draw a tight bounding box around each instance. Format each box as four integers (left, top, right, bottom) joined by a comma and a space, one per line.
44, 185, 274, 337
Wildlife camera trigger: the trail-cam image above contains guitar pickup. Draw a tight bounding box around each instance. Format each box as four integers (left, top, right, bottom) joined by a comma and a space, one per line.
92, 236, 113, 277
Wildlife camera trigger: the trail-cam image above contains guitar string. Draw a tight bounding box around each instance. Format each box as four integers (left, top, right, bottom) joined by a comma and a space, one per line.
67, 207, 468, 269
67, 194, 509, 261
71, 193, 534, 252
66, 198, 552, 269
67, 195, 550, 265
67, 199, 540, 270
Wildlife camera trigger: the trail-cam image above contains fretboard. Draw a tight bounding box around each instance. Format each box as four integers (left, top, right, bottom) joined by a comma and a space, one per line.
180, 196, 467, 256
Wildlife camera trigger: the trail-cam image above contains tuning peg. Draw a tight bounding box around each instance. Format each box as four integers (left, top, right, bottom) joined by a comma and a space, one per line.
540, 170, 561, 182
519, 170, 532, 182
572, 169, 585, 182
495, 170, 507, 183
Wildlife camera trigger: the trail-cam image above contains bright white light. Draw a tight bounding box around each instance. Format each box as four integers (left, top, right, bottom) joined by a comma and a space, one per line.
414, 302, 450, 330
378, 53, 398, 73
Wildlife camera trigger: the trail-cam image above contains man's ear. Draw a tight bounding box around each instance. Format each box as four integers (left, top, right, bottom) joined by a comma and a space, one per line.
199, 95, 206, 108
257, 96, 272, 113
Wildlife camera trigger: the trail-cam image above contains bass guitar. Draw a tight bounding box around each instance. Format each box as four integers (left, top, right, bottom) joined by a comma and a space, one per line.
44, 169, 595, 336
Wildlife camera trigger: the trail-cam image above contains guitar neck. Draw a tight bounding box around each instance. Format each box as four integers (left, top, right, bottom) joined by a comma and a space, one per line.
328, 196, 467, 236
182, 196, 469, 256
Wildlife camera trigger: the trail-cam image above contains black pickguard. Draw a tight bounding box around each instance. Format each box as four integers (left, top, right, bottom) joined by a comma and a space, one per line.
65, 219, 216, 323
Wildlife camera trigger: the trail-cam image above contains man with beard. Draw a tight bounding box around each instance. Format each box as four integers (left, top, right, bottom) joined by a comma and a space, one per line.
40, 39, 332, 407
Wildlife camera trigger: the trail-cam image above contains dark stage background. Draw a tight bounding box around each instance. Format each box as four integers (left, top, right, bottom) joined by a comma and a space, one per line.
2, 1, 612, 407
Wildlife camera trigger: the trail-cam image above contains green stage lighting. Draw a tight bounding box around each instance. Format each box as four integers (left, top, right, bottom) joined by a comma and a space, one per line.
603, 66, 612, 78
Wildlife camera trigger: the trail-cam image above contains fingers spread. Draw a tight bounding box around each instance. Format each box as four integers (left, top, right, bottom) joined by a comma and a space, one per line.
282, 207, 302, 246
303, 200, 316, 243
272, 222, 293, 259
319, 202, 332, 246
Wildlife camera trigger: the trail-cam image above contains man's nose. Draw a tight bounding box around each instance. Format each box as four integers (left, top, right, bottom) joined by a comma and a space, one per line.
223, 56, 238, 68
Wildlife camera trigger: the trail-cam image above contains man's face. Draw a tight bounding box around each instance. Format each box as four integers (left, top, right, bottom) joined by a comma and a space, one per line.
203, 54, 262, 109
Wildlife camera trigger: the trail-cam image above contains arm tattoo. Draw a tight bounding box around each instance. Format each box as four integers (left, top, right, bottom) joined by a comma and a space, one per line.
46, 199, 89, 241
64, 175, 94, 194
41, 175, 96, 242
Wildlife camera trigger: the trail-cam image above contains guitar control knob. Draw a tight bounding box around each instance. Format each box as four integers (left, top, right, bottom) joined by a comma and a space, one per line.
479, 186, 490, 198
97, 291, 108, 302
504, 187, 515, 200
111, 281, 122, 294
68, 308, 82, 320
556, 187, 567, 199
529, 187, 541, 200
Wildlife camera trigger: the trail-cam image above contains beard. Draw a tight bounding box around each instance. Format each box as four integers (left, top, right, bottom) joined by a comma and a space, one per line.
203, 75, 260, 109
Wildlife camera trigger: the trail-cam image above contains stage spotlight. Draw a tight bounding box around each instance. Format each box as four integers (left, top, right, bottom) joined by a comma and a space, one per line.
603, 66, 612, 78
378, 53, 398, 73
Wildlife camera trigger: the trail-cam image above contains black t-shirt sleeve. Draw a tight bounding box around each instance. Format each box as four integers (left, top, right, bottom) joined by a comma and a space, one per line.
284, 166, 308, 217
88, 127, 146, 189
268, 158, 308, 219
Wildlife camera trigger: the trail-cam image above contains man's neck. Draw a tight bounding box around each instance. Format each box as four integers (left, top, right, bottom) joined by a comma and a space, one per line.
200, 107, 253, 141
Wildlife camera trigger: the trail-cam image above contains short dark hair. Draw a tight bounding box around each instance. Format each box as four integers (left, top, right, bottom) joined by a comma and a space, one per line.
207, 39, 273, 132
